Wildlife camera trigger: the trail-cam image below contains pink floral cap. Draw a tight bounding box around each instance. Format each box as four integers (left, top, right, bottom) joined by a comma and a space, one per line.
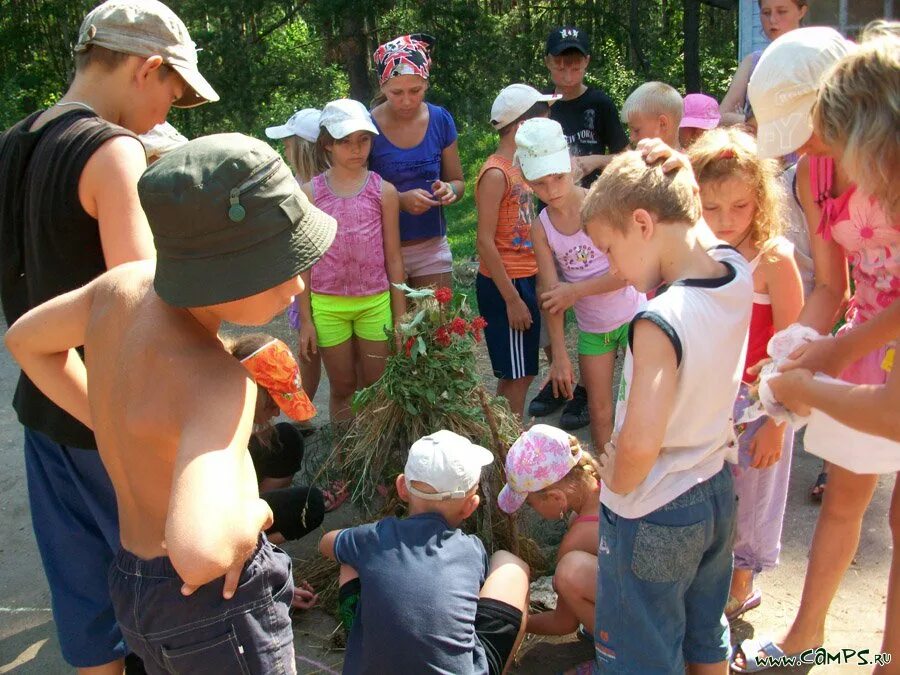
498, 424, 581, 513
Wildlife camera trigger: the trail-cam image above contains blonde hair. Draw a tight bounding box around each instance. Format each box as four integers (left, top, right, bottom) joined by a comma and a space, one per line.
813, 22, 900, 221
581, 150, 700, 231
621, 81, 684, 126
688, 127, 785, 254
283, 135, 328, 183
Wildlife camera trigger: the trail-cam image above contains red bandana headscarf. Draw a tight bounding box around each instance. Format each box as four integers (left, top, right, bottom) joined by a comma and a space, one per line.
373, 33, 435, 86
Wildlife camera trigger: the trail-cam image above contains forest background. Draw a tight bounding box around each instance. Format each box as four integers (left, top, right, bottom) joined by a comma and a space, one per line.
0, 0, 740, 257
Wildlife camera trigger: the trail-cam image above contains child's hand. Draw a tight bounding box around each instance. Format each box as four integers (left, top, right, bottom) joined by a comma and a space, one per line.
768, 368, 814, 417
292, 580, 318, 609
400, 188, 440, 215
540, 282, 578, 315
637, 138, 699, 195
749, 418, 785, 469
507, 297, 533, 331
431, 180, 458, 205
599, 438, 617, 487
548, 356, 576, 400
780, 338, 847, 378
299, 324, 318, 362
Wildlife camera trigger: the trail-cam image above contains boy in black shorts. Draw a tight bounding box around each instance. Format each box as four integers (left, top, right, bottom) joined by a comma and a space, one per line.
319, 430, 530, 674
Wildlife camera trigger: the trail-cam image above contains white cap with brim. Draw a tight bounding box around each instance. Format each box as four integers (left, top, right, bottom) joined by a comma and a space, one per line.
265, 108, 322, 142
748, 27, 857, 159
491, 84, 561, 130
319, 98, 378, 139
514, 117, 572, 181
404, 430, 494, 501
74, 0, 219, 108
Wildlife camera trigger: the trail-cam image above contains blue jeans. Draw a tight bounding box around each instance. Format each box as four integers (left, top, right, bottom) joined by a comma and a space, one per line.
108, 536, 295, 674
23, 427, 125, 667
594, 466, 736, 674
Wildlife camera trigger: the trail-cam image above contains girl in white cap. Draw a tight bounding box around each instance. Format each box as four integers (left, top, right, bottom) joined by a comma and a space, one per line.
266, 108, 330, 402
297, 99, 406, 426
517, 117, 643, 454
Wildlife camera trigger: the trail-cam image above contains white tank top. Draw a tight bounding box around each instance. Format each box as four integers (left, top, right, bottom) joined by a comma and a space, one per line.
602, 245, 753, 519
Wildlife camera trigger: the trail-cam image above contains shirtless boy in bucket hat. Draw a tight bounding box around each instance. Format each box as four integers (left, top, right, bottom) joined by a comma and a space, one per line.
5, 133, 336, 673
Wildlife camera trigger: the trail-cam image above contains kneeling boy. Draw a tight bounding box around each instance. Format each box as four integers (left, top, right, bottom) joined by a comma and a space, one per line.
582, 150, 752, 673
319, 430, 530, 675
6, 133, 336, 673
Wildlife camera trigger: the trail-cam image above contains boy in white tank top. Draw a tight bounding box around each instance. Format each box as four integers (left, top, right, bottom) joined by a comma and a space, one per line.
581, 145, 752, 673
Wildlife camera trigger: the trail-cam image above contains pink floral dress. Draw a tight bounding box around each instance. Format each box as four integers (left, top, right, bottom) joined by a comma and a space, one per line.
811, 157, 900, 384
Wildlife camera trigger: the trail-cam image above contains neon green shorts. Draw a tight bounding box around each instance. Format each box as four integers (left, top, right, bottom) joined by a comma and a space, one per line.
311, 291, 392, 348
578, 322, 629, 356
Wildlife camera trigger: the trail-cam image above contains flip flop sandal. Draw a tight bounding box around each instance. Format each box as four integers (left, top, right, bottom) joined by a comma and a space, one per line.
730, 637, 822, 673
725, 588, 762, 621
322, 480, 349, 512
810, 471, 827, 502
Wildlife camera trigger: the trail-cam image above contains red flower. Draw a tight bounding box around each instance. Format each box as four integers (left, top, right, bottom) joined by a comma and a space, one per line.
404, 337, 415, 357
434, 326, 452, 348
471, 316, 487, 342
434, 286, 453, 304
450, 316, 468, 336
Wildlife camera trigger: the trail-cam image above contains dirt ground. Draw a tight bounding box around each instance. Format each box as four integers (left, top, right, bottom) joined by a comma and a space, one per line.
0, 307, 893, 674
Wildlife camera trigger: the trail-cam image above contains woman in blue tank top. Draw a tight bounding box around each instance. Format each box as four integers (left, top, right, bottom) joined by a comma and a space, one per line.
370, 34, 465, 289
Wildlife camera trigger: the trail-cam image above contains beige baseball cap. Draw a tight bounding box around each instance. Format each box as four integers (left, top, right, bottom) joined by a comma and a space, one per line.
748, 27, 856, 159
490, 84, 560, 130
74, 0, 219, 108
514, 117, 572, 181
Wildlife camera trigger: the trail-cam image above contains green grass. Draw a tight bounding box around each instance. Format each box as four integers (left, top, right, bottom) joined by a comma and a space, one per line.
447, 124, 496, 261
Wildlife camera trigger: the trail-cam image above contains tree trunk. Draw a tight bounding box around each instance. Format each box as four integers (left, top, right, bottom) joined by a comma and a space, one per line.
340, 7, 372, 104
629, 0, 651, 77
683, 0, 701, 92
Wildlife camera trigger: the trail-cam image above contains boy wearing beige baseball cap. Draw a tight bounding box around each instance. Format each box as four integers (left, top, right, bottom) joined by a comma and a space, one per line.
0, 0, 218, 670
319, 430, 531, 675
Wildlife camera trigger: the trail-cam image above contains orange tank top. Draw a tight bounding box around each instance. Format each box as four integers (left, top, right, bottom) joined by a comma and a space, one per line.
476, 155, 538, 280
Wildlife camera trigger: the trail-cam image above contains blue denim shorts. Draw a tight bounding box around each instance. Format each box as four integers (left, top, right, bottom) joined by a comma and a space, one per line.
594, 466, 736, 674
108, 536, 295, 674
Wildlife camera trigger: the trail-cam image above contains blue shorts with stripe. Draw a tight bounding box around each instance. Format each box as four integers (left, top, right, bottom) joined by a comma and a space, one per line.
475, 273, 540, 380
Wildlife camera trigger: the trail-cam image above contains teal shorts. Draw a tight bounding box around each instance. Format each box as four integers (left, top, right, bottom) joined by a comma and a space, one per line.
578, 322, 629, 356
311, 291, 391, 348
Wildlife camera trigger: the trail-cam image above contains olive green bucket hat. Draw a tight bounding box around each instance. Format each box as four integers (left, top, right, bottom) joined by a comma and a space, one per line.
139, 133, 336, 308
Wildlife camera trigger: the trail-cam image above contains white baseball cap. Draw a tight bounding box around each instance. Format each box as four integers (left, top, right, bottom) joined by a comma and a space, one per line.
404, 430, 495, 501
490, 84, 561, 130
514, 117, 572, 181
748, 27, 857, 159
319, 99, 378, 140
265, 108, 321, 142
139, 121, 188, 160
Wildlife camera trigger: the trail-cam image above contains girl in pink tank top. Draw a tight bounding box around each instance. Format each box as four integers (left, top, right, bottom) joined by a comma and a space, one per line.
297, 99, 406, 426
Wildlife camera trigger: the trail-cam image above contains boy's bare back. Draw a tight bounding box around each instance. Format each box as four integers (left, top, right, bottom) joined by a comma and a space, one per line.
84, 261, 260, 560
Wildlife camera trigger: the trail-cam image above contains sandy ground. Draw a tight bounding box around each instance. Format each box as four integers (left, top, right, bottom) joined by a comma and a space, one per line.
0, 309, 893, 674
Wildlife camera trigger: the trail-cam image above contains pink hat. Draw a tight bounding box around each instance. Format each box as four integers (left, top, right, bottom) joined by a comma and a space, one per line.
498, 425, 580, 514
680, 93, 720, 130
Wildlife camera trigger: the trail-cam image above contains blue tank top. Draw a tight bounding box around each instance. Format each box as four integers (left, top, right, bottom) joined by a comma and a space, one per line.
370, 103, 458, 241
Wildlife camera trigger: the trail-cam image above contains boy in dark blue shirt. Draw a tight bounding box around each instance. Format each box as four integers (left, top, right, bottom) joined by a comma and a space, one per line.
319, 430, 530, 674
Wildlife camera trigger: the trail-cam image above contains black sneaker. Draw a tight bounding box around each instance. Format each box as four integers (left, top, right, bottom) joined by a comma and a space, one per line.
528, 380, 566, 417
559, 385, 590, 431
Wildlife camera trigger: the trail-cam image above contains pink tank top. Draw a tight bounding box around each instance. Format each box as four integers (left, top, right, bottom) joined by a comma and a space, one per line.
810, 157, 899, 327
310, 171, 390, 297
539, 208, 643, 334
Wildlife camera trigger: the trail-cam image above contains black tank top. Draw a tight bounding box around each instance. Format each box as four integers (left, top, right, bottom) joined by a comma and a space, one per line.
0, 109, 137, 449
